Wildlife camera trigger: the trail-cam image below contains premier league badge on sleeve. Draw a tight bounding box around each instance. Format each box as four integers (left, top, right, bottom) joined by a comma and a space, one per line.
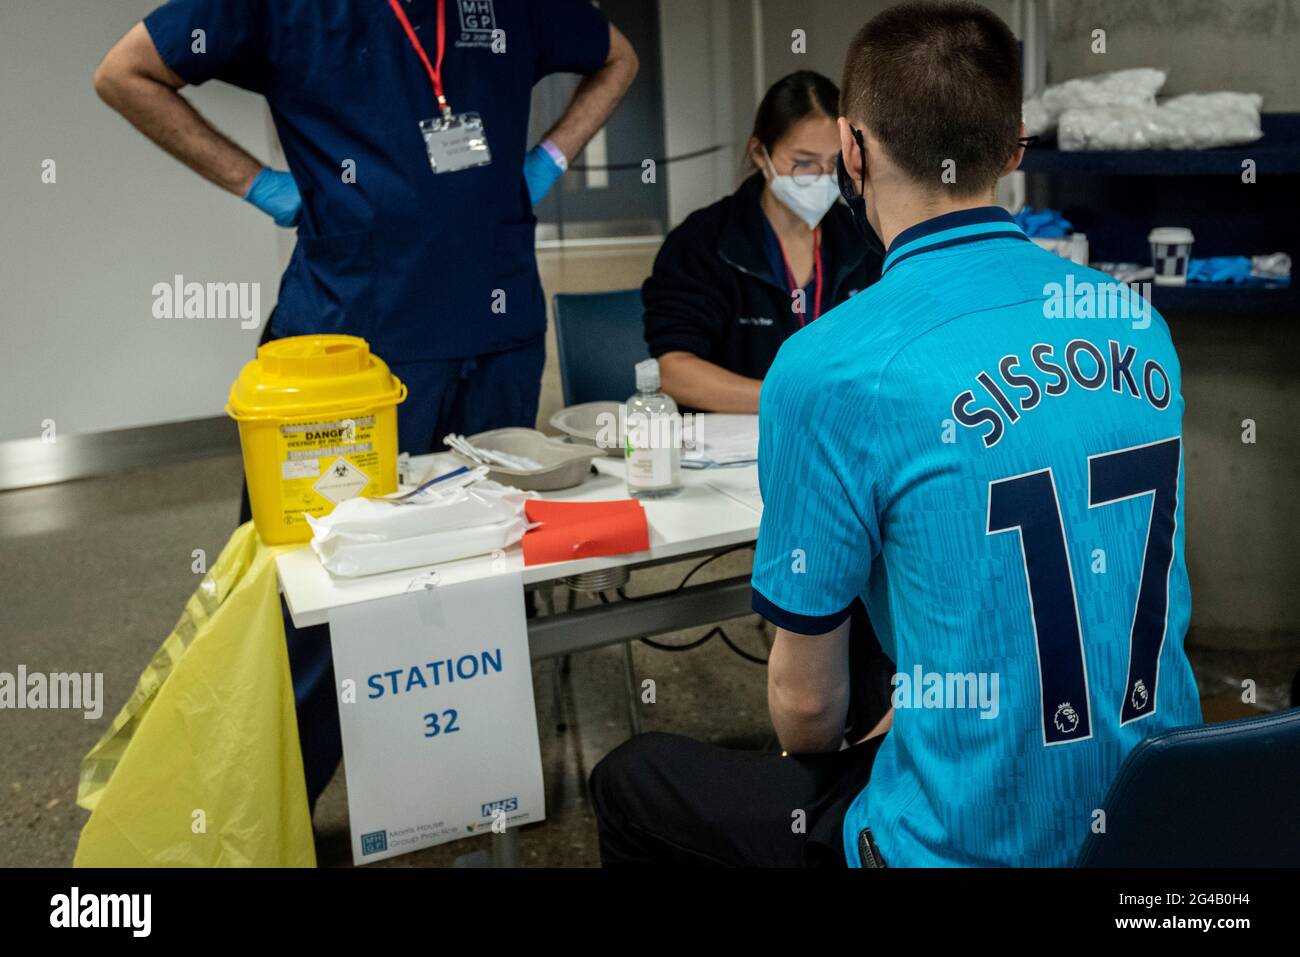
1131, 679, 1150, 712
1053, 702, 1080, 736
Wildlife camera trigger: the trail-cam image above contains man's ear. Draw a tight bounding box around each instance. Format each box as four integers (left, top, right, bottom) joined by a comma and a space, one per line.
838, 117, 863, 186
1001, 121, 1027, 177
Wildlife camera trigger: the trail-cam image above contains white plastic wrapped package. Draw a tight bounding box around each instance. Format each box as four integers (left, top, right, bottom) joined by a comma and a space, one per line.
1058, 92, 1263, 151
310, 517, 529, 578
1251, 252, 1291, 280
1023, 68, 1166, 137
306, 468, 533, 577
309, 468, 526, 542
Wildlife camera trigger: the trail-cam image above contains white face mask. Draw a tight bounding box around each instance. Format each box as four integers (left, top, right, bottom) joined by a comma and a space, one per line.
762, 148, 840, 229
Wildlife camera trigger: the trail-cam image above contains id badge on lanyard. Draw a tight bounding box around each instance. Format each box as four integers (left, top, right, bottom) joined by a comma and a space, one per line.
419, 113, 490, 174
387, 0, 492, 174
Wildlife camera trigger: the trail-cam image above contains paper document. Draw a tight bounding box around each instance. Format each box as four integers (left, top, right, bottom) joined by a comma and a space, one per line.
706, 468, 764, 514
684, 414, 759, 467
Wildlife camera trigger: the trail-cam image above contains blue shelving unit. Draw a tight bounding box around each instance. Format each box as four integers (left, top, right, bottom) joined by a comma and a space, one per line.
1151, 283, 1296, 317
1021, 113, 1299, 316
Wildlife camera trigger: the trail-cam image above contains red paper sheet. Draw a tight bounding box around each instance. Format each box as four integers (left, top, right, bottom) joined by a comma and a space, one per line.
522, 498, 650, 566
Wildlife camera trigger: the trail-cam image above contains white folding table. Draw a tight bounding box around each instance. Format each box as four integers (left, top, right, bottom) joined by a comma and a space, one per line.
278, 454, 762, 641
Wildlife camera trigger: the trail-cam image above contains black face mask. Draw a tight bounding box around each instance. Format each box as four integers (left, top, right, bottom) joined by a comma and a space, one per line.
837, 126, 884, 258
836, 130, 1036, 258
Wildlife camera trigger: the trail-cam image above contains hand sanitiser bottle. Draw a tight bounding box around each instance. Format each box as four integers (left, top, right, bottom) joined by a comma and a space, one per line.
624, 358, 682, 499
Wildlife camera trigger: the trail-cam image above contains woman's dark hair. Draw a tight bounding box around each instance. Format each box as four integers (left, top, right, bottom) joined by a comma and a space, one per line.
746, 70, 840, 171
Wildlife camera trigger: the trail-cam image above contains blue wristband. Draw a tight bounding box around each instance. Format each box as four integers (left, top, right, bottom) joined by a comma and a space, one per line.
523, 142, 566, 204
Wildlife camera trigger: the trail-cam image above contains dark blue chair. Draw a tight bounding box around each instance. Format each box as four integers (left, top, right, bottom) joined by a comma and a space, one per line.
548, 289, 653, 737
552, 290, 649, 406
1076, 708, 1300, 866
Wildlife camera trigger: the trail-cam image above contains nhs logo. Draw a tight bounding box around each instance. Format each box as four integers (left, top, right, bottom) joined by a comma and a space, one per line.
458, 0, 496, 35
481, 796, 518, 818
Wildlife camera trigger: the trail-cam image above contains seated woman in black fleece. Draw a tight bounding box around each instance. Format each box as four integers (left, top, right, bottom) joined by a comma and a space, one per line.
642, 73, 891, 742
642, 71, 883, 413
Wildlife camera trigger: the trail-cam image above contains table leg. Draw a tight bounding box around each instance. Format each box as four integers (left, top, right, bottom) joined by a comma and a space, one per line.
456, 827, 520, 867
492, 827, 521, 867
622, 639, 642, 737
552, 656, 569, 733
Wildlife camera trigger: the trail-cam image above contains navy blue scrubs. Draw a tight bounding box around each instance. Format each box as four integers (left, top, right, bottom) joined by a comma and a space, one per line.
146, 0, 609, 807
146, 0, 608, 364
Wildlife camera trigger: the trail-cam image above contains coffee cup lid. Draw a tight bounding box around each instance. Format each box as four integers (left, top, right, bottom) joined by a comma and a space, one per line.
1148, 227, 1194, 244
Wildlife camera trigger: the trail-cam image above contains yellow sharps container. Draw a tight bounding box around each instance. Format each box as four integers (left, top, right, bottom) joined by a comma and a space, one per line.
227, 335, 407, 544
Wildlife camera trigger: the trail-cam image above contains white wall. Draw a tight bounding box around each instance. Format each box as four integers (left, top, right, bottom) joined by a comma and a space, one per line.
0, 0, 284, 443
761, 1, 1019, 96
1048, 0, 1300, 109
657, 0, 752, 228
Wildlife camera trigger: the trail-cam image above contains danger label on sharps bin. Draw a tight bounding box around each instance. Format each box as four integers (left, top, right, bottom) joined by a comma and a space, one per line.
275, 416, 381, 526
313, 456, 370, 504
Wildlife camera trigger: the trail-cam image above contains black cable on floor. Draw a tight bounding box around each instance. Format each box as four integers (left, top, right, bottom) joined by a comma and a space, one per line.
639, 626, 719, 653
718, 628, 769, 666
640, 622, 767, 664
596, 551, 770, 664
597, 591, 715, 651
615, 544, 755, 602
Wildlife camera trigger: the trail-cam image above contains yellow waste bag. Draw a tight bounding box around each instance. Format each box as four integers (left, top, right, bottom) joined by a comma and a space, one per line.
74, 522, 316, 867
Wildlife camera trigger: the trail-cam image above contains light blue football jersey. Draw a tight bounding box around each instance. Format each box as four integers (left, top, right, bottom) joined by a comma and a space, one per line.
751, 207, 1202, 867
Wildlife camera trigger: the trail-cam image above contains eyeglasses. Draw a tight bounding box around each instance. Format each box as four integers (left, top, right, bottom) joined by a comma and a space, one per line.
766, 146, 837, 187
785, 158, 838, 187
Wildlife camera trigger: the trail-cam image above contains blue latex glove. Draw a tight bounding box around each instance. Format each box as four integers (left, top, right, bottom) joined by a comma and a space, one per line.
243, 167, 302, 228
1188, 256, 1252, 284
1187, 256, 1289, 286
523, 142, 566, 204
1013, 205, 1073, 238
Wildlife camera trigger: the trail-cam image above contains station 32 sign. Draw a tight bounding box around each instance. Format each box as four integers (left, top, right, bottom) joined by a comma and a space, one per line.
329, 572, 543, 864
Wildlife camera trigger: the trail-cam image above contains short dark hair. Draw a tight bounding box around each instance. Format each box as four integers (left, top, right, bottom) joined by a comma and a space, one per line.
749, 70, 840, 160
840, 1, 1021, 196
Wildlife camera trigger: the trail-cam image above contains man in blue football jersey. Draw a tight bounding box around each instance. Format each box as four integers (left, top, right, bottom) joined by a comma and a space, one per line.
590, 0, 1201, 867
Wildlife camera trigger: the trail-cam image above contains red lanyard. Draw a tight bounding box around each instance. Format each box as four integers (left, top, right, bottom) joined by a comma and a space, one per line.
777, 227, 823, 327
386, 0, 451, 117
